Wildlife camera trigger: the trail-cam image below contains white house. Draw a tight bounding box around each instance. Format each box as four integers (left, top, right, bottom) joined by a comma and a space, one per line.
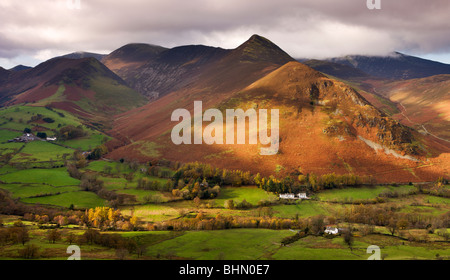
279, 193, 296, 199
279, 193, 310, 200
298, 193, 309, 199
325, 226, 339, 235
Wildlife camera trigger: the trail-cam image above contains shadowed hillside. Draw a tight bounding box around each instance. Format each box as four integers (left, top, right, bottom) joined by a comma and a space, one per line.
328, 52, 450, 80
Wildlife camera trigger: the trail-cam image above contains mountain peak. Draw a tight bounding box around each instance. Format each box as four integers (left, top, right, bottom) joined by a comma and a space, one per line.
9, 65, 31, 72
59, 51, 106, 61
239, 34, 281, 51
104, 43, 168, 63
234, 34, 294, 64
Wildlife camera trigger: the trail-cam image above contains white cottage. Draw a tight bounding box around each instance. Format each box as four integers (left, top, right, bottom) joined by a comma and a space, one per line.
279, 193, 310, 200
325, 226, 339, 235
298, 193, 309, 199
279, 193, 296, 199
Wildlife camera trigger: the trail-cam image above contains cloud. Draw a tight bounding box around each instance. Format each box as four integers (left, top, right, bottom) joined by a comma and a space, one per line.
0, 0, 450, 67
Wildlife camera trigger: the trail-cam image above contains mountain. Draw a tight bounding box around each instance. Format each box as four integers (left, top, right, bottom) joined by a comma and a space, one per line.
108, 44, 228, 100
59, 51, 106, 61
0, 67, 10, 84
8, 65, 32, 72
101, 43, 169, 88
302, 55, 450, 151
107, 34, 295, 142
105, 36, 445, 183
374, 74, 450, 149
327, 52, 450, 80
302, 59, 370, 80
102, 35, 294, 100
0, 57, 146, 123
102, 43, 168, 70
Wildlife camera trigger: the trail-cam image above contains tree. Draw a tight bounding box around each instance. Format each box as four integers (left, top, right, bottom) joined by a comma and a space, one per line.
37, 132, 47, 139
310, 216, 325, 235
59, 125, 86, 140
47, 229, 62, 244
136, 244, 147, 258
236, 199, 253, 209
397, 219, 409, 230
66, 233, 77, 245
18, 244, 40, 259
83, 229, 100, 245
193, 197, 202, 208
130, 215, 139, 229
388, 218, 398, 236
115, 248, 129, 260
16, 227, 30, 245
343, 227, 354, 250
224, 199, 235, 210
87, 145, 108, 160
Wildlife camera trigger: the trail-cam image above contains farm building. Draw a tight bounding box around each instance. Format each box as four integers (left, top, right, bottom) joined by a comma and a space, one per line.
279, 193, 309, 200
325, 226, 339, 235
9, 133, 39, 143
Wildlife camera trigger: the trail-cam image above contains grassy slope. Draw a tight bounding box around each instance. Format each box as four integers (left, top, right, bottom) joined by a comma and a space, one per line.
316, 185, 416, 201
0, 168, 79, 186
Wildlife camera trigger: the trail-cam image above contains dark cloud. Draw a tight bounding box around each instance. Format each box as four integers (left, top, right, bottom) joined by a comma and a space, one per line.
0, 0, 449, 67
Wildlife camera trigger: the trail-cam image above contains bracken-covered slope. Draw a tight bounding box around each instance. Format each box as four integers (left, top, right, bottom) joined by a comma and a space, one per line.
106, 36, 448, 183
375, 75, 450, 148
0, 57, 146, 124
303, 57, 450, 154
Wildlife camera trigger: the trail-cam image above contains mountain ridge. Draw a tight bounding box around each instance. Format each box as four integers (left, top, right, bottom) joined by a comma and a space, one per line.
326, 52, 450, 80
0, 57, 146, 123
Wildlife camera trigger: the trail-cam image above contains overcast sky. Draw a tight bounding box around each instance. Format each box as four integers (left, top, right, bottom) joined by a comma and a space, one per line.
1, 0, 450, 68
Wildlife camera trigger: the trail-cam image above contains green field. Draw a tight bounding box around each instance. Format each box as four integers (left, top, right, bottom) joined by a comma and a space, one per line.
0, 168, 80, 187
0, 105, 108, 153
11, 141, 74, 163
213, 186, 278, 206
136, 229, 450, 260
99, 176, 130, 190
83, 160, 134, 174
1, 223, 448, 260
0, 105, 81, 131
272, 235, 363, 260
22, 191, 107, 209
316, 185, 416, 202
0, 183, 79, 199
0, 130, 22, 142
144, 229, 294, 260
271, 200, 331, 218
120, 204, 180, 222
59, 134, 108, 151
